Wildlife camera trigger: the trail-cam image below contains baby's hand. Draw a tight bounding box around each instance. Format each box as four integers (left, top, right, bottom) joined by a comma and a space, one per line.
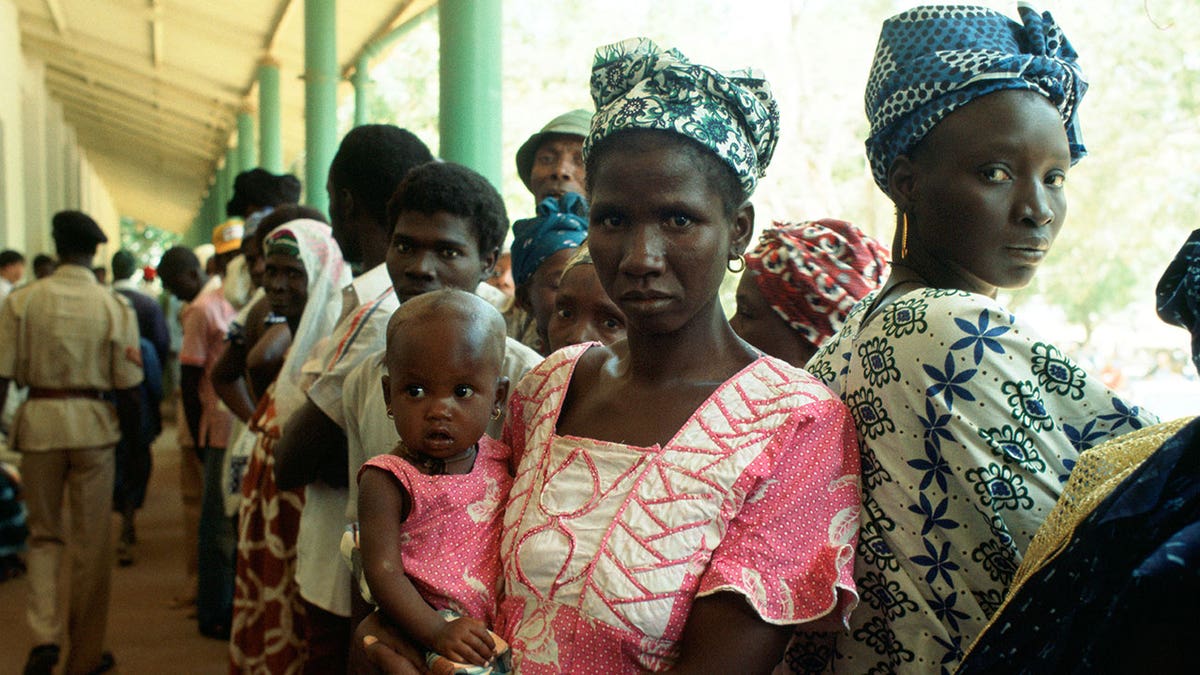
431, 616, 495, 667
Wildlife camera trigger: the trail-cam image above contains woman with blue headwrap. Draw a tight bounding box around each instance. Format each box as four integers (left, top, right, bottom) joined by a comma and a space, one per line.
799, 6, 1159, 672
509, 192, 589, 355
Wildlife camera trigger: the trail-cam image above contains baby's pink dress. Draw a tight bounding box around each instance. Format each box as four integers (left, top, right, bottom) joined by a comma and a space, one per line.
360, 435, 511, 624
498, 344, 862, 673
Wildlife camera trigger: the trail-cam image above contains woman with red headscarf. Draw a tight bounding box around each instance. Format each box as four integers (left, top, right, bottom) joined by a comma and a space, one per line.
732, 219, 889, 368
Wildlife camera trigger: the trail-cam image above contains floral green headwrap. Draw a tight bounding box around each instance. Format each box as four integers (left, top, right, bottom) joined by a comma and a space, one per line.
583, 37, 780, 197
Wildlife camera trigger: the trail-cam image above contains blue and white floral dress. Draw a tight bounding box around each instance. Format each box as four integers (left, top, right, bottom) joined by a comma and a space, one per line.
797, 288, 1157, 674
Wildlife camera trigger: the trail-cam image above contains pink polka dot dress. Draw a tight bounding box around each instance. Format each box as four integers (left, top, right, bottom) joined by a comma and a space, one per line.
497, 344, 862, 673
360, 435, 511, 625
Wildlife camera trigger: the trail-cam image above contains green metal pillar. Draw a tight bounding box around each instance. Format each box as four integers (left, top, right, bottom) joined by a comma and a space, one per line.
226, 147, 239, 215
238, 108, 258, 173
305, 0, 337, 215
352, 54, 371, 128
258, 58, 283, 173
439, 0, 502, 188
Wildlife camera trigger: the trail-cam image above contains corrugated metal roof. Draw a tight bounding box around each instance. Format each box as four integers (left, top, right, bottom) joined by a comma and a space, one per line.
15, 0, 436, 232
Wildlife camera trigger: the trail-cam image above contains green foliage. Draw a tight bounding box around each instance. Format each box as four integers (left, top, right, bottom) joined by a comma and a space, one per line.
119, 216, 180, 271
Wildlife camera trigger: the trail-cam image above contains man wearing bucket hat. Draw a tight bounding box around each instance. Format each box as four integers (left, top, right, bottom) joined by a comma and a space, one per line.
514, 109, 592, 207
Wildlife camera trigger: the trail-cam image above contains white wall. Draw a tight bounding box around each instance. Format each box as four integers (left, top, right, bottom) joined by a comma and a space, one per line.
0, 0, 26, 251
1, 14, 123, 273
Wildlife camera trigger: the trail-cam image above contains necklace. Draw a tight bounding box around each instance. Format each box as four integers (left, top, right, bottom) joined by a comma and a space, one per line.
397, 442, 477, 476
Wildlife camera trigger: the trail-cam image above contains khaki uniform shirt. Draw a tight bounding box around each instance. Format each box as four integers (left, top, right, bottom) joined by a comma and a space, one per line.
0, 264, 143, 451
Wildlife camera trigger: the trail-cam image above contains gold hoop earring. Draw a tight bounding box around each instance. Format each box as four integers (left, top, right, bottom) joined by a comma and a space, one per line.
727, 254, 746, 274
900, 212, 909, 260
386, 408, 394, 419
491, 406, 502, 421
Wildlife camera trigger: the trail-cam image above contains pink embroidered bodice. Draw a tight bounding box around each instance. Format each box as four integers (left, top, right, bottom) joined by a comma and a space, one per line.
360, 435, 511, 624
497, 344, 861, 673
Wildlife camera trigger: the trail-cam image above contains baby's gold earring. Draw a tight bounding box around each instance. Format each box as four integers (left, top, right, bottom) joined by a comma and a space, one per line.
386, 408, 394, 419
491, 405, 502, 421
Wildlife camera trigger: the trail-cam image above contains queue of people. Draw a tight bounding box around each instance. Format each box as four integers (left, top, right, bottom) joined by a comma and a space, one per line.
0, 3, 1196, 674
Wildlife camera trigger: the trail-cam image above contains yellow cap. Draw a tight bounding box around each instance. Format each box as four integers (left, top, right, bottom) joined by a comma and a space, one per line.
212, 218, 245, 254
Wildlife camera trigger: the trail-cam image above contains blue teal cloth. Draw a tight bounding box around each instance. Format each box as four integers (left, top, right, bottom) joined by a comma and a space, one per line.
1157, 228, 1200, 371
511, 192, 589, 287
0, 463, 26, 557
864, 4, 1088, 192
112, 337, 163, 512
584, 37, 780, 197
957, 417, 1200, 674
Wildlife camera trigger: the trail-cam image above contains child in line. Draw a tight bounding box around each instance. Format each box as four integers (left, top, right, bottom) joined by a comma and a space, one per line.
357, 289, 512, 671
545, 243, 627, 352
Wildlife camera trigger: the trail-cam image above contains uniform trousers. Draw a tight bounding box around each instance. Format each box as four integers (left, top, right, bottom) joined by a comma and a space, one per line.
21, 445, 115, 675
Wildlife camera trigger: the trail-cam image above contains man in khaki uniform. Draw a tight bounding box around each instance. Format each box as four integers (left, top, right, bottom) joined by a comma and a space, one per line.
0, 211, 142, 675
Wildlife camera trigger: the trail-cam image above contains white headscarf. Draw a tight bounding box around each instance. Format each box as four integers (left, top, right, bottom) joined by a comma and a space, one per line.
261, 218, 351, 425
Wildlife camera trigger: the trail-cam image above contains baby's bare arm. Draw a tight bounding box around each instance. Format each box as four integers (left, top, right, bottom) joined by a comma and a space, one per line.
357, 469, 494, 666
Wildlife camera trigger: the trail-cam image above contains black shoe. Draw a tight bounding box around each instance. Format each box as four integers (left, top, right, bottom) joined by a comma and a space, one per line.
85, 651, 116, 675
22, 644, 60, 675
116, 541, 134, 567
199, 622, 230, 640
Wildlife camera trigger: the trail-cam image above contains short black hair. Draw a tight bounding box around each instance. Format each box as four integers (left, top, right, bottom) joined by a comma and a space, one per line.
585, 128, 745, 218
33, 254, 54, 268
157, 246, 201, 279
329, 125, 433, 232
227, 168, 303, 217
386, 162, 508, 257
0, 250, 24, 268
111, 250, 137, 280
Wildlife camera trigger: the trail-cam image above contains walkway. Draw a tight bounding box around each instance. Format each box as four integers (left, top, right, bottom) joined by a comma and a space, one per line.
0, 422, 229, 674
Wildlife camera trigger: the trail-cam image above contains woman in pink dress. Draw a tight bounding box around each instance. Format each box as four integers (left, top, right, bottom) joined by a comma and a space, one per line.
357, 38, 861, 675
494, 39, 861, 674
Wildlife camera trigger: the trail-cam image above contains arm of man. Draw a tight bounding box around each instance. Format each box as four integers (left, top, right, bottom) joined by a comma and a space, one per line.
179, 365, 204, 455
212, 341, 256, 422
274, 399, 348, 490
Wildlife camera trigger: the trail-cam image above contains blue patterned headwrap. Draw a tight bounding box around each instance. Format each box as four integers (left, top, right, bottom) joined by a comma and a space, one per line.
511, 192, 589, 288
1157, 229, 1200, 371
864, 3, 1088, 193
584, 37, 780, 197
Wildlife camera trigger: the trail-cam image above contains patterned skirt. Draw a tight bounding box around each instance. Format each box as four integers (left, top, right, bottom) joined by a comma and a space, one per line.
229, 415, 307, 675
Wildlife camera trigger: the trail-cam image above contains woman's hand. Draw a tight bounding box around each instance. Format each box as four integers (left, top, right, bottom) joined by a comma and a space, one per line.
430, 616, 495, 667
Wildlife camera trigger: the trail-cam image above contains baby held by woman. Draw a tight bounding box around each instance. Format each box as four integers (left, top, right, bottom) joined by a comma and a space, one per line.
357, 289, 513, 673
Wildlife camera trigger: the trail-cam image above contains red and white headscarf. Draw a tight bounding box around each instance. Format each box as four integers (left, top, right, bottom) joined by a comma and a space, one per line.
744, 219, 890, 346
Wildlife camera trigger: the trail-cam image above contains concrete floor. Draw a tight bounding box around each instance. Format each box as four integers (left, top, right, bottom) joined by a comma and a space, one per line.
0, 426, 229, 674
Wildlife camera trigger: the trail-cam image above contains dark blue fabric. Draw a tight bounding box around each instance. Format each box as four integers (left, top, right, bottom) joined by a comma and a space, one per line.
958, 417, 1200, 674
864, 4, 1088, 192
117, 287, 170, 372
511, 192, 589, 287
1156, 228, 1200, 372
112, 337, 163, 512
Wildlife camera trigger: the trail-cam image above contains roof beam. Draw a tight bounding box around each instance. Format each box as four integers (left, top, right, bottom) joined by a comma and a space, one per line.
150, 0, 163, 69
20, 19, 241, 108
37, 55, 231, 129
43, 0, 67, 34
342, 0, 437, 76
43, 67, 224, 130
62, 106, 220, 161
45, 82, 225, 152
